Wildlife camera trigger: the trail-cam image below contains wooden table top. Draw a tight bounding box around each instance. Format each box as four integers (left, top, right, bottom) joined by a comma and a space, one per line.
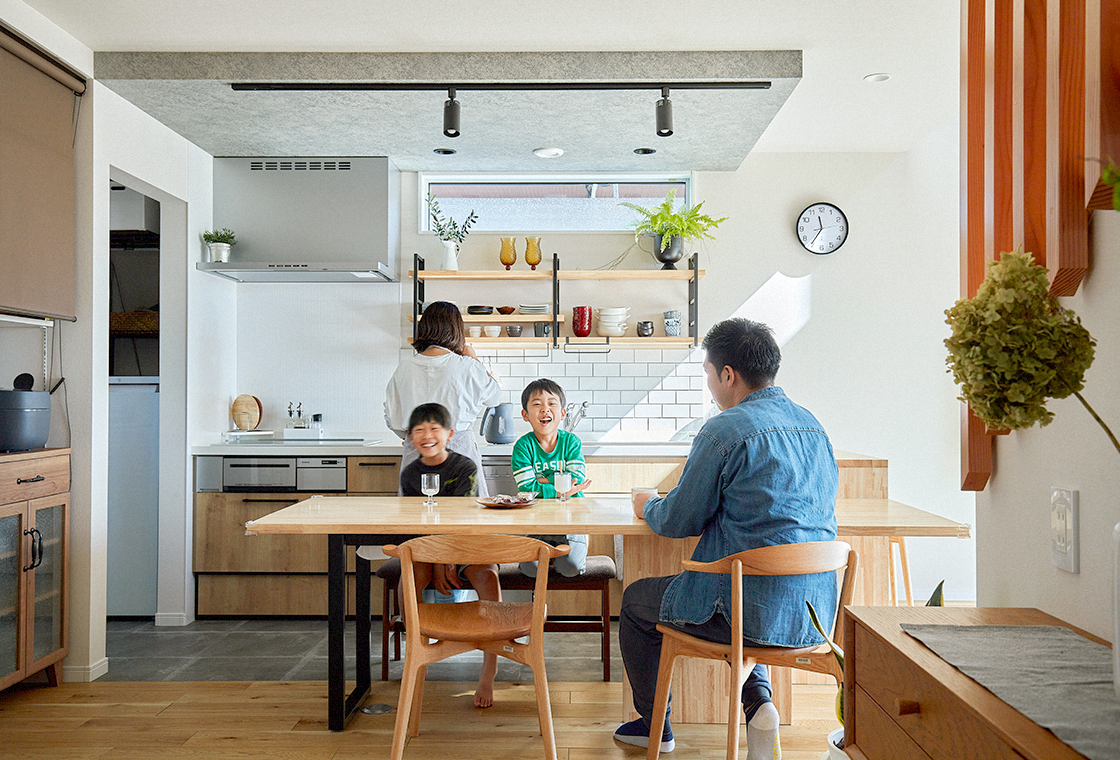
244, 495, 970, 538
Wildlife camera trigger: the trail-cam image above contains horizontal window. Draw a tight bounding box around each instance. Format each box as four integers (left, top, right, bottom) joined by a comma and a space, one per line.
420, 173, 691, 233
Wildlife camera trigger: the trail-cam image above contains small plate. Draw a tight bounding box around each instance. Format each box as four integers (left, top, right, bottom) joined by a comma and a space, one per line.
467, 305, 494, 314
477, 496, 538, 509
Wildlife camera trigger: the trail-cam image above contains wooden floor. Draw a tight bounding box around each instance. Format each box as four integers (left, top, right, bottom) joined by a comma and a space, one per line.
0, 679, 840, 759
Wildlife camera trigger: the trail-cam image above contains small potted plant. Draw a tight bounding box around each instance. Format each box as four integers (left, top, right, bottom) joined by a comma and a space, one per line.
619, 189, 728, 269
202, 228, 237, 263
427, 194, 477, 271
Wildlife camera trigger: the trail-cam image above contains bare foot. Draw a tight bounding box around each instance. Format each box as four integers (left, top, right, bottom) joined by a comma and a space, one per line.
474, 652, 497, 708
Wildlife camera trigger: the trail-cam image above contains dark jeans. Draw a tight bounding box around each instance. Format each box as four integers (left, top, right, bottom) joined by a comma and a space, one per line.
620, 575, 772, 725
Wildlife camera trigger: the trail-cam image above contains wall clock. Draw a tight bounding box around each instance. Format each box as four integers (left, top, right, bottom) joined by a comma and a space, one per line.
796, 202, 848, 254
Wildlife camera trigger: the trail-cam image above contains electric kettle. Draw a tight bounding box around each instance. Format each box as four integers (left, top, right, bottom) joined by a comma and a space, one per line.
479, 403, 517, 444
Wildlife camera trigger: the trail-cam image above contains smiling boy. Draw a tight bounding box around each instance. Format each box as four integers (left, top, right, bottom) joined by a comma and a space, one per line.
511, 379, 590, 577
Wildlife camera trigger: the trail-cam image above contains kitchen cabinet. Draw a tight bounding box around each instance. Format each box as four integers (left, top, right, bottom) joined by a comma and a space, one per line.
194, 456, 402, 616
409, 253, 702, 351
0, 449, 69, 692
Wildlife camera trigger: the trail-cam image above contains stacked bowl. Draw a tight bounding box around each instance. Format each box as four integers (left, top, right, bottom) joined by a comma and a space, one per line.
596, 306, 629, 337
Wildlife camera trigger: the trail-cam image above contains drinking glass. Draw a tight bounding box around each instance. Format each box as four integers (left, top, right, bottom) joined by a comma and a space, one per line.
499, 237, 517, 270
421, 473, 440, 506
524, 237, 542, 270
554, 471, 573, 501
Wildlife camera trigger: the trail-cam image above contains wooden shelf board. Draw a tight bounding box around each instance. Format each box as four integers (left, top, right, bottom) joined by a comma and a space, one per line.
558, 269, 704, 281
411, 270, 551, 281
564, 337, 697, 348
408, 314, 563, 323
407, 337, 554, 348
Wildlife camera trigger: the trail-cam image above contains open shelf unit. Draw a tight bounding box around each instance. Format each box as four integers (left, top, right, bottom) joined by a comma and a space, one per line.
410, 252, 702, 352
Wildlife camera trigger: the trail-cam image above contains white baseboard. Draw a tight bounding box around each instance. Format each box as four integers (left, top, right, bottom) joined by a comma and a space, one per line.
63, 657, 109, 683
155, 612, 193, 627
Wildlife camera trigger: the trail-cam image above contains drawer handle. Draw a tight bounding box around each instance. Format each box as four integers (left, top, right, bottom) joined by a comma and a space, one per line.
895, 698, 921, 716
23, 527, 43, 571
359, 462, 395, 467
17, 475, 45, 484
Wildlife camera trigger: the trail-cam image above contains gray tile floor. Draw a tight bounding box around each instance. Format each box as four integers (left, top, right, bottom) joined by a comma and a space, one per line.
98, 617, 622, 683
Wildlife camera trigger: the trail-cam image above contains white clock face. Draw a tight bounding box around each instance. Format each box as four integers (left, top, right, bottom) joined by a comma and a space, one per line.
797, 203, 848, 254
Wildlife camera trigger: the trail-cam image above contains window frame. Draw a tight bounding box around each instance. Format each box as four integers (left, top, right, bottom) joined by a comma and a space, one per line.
418, 172, 694, 235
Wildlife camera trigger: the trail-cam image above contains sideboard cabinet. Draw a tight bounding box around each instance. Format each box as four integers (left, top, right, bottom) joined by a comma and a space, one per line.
0, 449, 69, 691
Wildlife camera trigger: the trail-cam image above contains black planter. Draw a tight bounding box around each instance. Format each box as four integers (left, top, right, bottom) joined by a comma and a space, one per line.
653, 234, 684, 269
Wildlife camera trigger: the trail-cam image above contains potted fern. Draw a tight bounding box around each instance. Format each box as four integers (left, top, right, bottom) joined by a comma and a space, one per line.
619, 189, 727, 269
427, 194, 477, 271
202, 228, 237, 263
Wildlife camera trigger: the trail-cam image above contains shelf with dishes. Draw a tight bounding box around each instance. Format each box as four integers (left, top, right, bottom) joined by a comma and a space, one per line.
409, 252, 701, 352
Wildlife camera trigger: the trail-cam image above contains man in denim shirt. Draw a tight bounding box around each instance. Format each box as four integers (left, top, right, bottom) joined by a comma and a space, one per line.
613, 319, 839, 759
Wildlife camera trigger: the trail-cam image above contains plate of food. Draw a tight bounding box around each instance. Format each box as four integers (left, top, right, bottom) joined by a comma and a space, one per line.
477, 494, 539, 509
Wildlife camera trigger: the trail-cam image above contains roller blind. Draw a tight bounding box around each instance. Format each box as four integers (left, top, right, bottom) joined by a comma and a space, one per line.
0, 36, 81, 320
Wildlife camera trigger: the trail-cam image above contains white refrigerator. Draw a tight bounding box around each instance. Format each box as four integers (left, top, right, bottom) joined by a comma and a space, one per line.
107, 378, 159, 615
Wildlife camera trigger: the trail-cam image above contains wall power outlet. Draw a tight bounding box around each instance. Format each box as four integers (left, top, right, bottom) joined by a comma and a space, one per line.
1050, 487, 1079, 573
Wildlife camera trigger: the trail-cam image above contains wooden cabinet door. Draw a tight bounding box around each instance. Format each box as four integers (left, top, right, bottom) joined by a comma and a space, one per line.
0, 502, 27, 691
194, 493, 328, 572
347, 457, 401, 493
26, 494, 67, 672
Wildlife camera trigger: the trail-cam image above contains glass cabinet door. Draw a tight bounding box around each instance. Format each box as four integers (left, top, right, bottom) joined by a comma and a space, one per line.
0, 505, 25, 683
28, 496, 67, 665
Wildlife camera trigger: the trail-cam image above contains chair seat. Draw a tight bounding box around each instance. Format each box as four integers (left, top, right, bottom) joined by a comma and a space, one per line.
418, 599, 533, 641
377, 554, 617, 585
658, 623, 830, 659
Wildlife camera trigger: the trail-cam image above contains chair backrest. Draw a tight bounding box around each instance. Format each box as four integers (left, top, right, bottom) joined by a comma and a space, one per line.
384, 535, 571, 641
682, 541, 857, 646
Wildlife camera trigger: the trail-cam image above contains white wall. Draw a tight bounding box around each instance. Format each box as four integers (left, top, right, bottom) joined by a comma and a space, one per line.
977, 210, 1120, 641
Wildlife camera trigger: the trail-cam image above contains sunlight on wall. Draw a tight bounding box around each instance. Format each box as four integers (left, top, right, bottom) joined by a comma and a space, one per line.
730, 271, 813, 348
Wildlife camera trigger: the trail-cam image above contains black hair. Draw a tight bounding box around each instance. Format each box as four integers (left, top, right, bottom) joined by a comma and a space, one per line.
413, 301, 466, 354
701, 318, 780, 389
408, 402, 453, 432
520, 378, 567, 410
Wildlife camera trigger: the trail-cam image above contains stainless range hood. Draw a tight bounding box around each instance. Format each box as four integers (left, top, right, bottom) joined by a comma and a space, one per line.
200, 157, 399, 283
196, 261, 395, 283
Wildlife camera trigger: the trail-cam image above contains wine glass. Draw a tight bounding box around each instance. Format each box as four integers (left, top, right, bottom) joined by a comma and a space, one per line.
554, 471, 573, 502
421, 473, 439, 506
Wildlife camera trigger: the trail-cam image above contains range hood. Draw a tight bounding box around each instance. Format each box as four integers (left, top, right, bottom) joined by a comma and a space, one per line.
200, 157, 399, 283
196, 261, 394, 283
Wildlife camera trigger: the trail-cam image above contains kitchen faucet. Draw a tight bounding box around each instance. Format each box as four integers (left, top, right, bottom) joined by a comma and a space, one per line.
563, 401, 589, 432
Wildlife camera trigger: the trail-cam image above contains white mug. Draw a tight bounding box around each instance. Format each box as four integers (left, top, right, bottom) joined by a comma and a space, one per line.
631, 487, 659, 509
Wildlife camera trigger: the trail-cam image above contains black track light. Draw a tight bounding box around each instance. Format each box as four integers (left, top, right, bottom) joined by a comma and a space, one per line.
656, 87, 673, 137
443, 88, 460, 138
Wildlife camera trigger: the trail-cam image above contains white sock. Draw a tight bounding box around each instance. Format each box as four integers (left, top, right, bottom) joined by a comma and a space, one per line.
745, 701, 781, 760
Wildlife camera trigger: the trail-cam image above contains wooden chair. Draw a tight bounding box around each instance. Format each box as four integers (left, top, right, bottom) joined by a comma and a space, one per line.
377, 553, 617, 681
646, 541, 858, 760
383, 535, 570, 760
889, 535, 914, 606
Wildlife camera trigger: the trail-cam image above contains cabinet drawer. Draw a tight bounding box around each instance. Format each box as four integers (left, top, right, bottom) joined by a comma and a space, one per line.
852, 624, 1023, 760
0, 455, 69, 505
347, 457, 401, 493
852, 685, 935, 760
194, 493, 328, 572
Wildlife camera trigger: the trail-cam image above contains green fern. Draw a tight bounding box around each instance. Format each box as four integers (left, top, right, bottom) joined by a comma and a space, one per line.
618, 190, 727, 251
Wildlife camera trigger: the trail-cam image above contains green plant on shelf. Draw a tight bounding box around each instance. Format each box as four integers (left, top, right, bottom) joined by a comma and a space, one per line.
618, 189, 727, 252
426, 194, 477, 243
202, 228, 237, 246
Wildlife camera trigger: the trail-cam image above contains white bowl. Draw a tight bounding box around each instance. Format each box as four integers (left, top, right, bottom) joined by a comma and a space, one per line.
483, 325, 501, 338
598, 315, 628, 324
597, 307, 629, 316
467, 326, 482, 337
597, 323, 627, 337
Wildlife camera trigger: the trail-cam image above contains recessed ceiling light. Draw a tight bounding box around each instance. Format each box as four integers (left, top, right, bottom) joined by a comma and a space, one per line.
533, 147, 564, 158
864, 73, 891, 83
433, 148, 456, 155
634, 148, 656, 155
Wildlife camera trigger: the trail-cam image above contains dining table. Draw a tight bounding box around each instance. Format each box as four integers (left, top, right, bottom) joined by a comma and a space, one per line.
244, 494, 970, 730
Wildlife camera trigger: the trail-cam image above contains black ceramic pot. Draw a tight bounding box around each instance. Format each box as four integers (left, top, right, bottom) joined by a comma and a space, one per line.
653, 234, 684, 269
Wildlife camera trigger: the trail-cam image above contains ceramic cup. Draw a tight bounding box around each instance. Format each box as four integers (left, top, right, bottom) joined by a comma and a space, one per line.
664, 318, 681, 337
467, 325, 482, 337
631, 487, 659, 511
637, 320, 655, 337
506, 325, 523, 337
483, 325, 501, 338
534, 321, 552, 337
664, 309, 682, 320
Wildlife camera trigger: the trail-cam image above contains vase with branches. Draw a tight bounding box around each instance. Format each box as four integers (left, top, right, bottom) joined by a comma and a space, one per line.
426, 194, 477, 271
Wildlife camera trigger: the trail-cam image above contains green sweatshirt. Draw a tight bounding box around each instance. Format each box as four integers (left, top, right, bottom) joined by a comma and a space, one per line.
511, 429, 587, 499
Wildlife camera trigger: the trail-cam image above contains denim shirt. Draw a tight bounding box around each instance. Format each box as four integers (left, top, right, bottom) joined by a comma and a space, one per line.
643, 387, 839, 647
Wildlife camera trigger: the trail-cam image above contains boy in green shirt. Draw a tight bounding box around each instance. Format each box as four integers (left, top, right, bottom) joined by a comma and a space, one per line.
512, 378, 591, 577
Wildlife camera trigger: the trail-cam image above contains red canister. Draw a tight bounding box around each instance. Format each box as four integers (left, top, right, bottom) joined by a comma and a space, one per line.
572, 306, 592, 337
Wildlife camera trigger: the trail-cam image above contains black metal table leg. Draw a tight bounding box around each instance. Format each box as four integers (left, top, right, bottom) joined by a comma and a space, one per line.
327, 533, 347, 731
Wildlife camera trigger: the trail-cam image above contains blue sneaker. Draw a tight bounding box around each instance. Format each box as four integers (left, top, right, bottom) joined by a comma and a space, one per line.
613, 717, 675, 752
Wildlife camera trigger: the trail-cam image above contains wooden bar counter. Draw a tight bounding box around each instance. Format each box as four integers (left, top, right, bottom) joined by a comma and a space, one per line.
246, 494, 969, 729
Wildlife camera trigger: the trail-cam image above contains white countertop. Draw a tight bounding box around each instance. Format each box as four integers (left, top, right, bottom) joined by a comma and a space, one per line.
191, 436, 697, 458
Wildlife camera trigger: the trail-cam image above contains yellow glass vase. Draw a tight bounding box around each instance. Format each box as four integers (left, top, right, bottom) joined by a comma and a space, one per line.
499, 237, 517, 270
524, 237, 542, 270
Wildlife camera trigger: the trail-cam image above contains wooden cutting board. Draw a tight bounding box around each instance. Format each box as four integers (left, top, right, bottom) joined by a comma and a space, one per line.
231, 394, 262, 430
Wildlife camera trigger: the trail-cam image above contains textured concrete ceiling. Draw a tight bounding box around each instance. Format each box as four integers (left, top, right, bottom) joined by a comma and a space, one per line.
93, 51, 800, 172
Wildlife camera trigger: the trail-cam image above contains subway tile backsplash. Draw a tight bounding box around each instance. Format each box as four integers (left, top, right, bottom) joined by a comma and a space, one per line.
401, 346, 712, 441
